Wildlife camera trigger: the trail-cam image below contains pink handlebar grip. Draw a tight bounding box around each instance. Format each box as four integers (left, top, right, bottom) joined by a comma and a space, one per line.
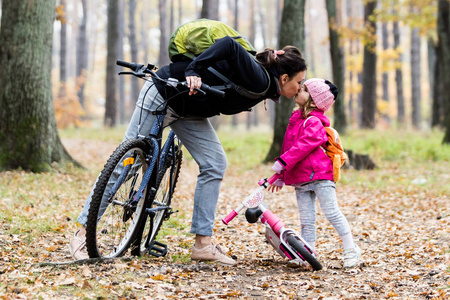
268, 174, 280, 185
222, 210, 238, 225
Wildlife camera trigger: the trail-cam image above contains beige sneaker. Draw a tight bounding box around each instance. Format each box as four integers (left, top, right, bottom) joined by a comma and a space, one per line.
191, 243, 237, 266
68, 229, 89, 260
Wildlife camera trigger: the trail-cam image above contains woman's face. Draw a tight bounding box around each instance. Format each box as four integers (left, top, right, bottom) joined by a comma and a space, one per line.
279, 71, 306, 99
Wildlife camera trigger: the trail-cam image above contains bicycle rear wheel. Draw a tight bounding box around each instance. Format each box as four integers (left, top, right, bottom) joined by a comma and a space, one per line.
132, 146, 182, 256
286, 234, 323, 270
85, 139, 152, 258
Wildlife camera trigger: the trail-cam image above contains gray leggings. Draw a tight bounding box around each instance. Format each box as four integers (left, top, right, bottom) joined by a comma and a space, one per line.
295, 180, 351, 245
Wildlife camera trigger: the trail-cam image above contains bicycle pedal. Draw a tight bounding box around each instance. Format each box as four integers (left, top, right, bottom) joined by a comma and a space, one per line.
148, 241, 168, 257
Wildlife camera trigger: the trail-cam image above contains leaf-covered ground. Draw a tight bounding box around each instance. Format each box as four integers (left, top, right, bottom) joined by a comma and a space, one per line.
0, 137, 449, 299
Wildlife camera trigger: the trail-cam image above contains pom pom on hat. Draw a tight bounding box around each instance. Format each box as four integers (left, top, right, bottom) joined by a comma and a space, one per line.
303, 78, 338, 112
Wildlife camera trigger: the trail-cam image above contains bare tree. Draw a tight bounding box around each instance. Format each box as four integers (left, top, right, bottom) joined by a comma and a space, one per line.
360, 0, 377, 129
410, 25, 421, 129
118, 0, 125, 124
202, 0, 219, 20
265, 0, 306, 162
158, 0, 170, 66
76, 0, 89, 109
128, 0, 139, 109
105, 0, 120, 127
140, 8, 149, 63
437, 0, 450, 143
59, 0, 68, 84
0, 0, 77, 172
393, 18, 405, 126
326, 0, 347, 133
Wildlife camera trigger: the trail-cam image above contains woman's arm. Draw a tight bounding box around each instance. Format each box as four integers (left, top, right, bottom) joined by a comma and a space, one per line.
185, 36, 269, 93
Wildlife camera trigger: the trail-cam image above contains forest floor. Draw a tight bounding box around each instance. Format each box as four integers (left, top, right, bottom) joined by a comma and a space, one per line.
0, 136, 449, 299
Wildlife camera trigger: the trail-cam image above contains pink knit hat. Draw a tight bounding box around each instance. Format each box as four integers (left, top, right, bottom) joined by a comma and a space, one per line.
303, 78, 338, 112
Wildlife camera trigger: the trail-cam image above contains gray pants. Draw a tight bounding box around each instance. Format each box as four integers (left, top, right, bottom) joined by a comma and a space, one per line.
77, 80, 227, 236
295, 180, 351, 245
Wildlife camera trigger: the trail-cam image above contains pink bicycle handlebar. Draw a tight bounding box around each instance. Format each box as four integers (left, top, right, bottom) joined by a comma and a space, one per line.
222, 210, 238, 225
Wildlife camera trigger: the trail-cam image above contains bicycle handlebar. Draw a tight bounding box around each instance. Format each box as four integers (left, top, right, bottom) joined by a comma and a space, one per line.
116, 59, 144, 72
116, 59, 225, 98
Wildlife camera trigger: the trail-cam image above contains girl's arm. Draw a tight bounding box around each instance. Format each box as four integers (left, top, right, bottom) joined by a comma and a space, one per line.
277, 117, 327, 171
185, 36, 270, 93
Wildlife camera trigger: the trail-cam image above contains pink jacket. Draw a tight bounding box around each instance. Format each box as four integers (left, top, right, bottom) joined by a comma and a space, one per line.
275, 109, 333, 185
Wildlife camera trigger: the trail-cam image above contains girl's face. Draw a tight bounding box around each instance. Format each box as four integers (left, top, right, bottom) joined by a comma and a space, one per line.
279, 71, 306, 99
294, 85, 310, 107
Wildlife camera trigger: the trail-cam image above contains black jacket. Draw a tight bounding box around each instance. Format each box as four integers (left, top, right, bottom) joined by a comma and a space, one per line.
155, 36, 280, 117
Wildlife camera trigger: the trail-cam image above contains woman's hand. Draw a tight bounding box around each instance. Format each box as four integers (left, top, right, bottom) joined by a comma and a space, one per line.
186, 76, 202, 95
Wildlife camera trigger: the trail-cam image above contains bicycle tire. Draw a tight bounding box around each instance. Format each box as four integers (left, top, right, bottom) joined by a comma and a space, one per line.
286, 234, 323, 270
85, 139, 152, 258
132, 147, 183, 256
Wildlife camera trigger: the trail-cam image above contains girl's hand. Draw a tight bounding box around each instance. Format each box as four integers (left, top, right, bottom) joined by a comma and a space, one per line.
268, 178, 284, 193
186, 76, 202, 95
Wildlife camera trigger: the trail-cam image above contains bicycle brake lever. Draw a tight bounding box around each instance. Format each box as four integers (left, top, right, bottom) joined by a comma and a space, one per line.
119, 71, 136, 76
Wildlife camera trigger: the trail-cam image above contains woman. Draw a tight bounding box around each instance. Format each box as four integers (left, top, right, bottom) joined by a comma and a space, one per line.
70, 36, 307, 265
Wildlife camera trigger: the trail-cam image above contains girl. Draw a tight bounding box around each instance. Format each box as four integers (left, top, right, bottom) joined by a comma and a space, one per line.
69, 36, 307, 265
269, 78, 361, 268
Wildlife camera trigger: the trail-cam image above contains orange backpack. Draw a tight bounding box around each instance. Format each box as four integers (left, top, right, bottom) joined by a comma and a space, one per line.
304, 117, 347, 182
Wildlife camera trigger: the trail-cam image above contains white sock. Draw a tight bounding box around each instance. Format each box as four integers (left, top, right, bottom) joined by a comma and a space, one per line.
341, 233, 355, 249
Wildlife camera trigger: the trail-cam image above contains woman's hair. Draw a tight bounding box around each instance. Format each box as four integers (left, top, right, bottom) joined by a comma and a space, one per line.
256, 46, 307, 78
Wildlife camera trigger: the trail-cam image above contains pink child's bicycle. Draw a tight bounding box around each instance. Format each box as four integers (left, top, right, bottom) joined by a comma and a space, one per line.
222, 176, 323, 270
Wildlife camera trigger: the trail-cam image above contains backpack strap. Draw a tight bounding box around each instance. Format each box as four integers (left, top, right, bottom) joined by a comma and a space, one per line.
207, 66, 270, 100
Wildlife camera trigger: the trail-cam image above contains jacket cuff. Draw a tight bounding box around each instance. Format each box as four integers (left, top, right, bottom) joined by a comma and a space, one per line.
275, 157, 287, 167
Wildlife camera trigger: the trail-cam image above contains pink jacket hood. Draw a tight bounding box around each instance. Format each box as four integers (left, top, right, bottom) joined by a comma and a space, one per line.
275, 109, 333, 185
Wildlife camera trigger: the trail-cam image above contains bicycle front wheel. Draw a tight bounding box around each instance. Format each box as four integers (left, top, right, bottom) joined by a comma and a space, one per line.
133, 146, 182, 256
85, 139, 152, 258
286, 234, 323, 270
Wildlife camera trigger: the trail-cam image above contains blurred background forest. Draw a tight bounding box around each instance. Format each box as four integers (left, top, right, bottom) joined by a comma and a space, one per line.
0, 0, 449, 172
24, 0, 448, 131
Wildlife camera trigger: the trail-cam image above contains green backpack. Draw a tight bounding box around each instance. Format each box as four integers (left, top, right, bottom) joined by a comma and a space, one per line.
168, 19, 257, 62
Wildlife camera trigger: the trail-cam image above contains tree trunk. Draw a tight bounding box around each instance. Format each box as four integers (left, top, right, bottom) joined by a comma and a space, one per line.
432, 43, 444, 127
105, 0, 119, 127
118, 0, 125, 124
381, 20, 389, 124
128, 0, 139, 110
60, 0, 68, 84
76, 0, 88, 109
201, 0, 220, 129
0, 0, 77, 172
264, 0, 305, 162
140, 9, 149, 64
158, 0, 170, 66
411, 26, 421, 129
360, 0, 377, 129
437, 0, 450, 144
393, 19, 405, 126
325, 0, 347, 133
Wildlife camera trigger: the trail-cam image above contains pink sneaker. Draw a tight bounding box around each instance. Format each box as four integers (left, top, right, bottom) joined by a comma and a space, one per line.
191, 243, 237, 266
68, 229, 89, 260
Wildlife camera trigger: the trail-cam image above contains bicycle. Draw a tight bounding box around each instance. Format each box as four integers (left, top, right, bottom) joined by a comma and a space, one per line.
222, 176, 323, 270
85, 59, 224, 259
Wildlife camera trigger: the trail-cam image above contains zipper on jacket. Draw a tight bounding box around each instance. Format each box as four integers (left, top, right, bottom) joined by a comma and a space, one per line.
308, 156, 315, 180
